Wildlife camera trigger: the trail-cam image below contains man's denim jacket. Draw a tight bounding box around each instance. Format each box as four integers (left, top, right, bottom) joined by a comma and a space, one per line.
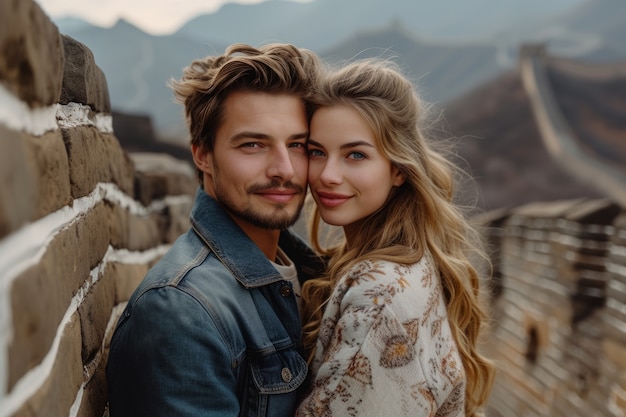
106, 188, 325, 417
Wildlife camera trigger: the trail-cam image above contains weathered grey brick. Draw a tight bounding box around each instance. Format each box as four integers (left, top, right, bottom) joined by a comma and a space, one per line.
132, 213, 169, 250
107, 203, 162, 251
109, 262, 151, 304
12, 314, 83, 417
76, 357, 109, 417
78, 267, 116, 364
163, 201, 192, 243
62, 127, 135, 197
60, 35, 111, 113
24, 130, 72, 216
0, 0, 64, 106
9, 262, 72, 390
0, 126, 38, 238
0, 128, 71, 239
130, 153, 196, 206
8, 203, 110, 388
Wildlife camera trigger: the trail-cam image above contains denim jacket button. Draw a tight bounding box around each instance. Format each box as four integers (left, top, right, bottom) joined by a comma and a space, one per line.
279, 285, 292, 297
281, 367, 293, 383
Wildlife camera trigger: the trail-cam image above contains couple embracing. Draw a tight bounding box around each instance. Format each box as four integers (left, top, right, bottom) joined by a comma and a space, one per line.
106, 43, 494, 417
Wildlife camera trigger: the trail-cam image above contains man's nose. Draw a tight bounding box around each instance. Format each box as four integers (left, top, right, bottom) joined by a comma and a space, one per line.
267, 146, 296, 180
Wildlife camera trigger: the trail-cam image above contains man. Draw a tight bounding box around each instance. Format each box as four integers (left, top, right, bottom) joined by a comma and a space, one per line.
106, 43, 325, 417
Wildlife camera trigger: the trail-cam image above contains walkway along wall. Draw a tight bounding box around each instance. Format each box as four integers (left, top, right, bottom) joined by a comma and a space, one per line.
0, 1, 196, 416
483, 199, 626, 417
519, 44, 626, 207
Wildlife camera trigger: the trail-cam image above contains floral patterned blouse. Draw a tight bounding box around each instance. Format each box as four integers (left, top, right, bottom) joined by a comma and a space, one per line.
296, 253, 465, 417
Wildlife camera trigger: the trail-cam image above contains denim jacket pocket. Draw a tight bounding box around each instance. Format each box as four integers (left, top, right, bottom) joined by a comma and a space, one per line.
249, 348, 308, 394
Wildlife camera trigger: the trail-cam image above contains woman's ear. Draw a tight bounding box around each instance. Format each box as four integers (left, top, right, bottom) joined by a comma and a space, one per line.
391, 166, 406, 187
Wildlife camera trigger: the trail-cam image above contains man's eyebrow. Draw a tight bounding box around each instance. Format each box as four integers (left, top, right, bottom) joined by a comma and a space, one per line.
230, 132, 269, 141
230, 131, 308, 141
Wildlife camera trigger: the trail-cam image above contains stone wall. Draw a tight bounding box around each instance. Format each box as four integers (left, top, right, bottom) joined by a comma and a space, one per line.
519, 44, 626, 208
484, 198, 626, 417
0, 1, 196, 416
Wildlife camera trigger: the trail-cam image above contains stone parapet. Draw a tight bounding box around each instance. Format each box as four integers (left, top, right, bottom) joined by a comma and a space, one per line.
482, 199, 626, 417
0, 1, 196, 416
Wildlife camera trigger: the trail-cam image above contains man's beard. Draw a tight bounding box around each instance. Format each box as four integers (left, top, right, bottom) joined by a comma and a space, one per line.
215, 179, 306, 230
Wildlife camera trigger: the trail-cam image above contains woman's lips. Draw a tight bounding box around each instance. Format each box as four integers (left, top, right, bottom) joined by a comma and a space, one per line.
316, 191, 351, 207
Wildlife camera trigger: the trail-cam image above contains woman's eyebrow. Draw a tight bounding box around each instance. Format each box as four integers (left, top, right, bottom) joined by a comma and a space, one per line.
339, 140, 374, 150
307, 139, 374, 149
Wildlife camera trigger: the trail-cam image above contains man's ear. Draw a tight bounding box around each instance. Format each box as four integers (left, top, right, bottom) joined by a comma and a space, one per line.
192, 144, 213, 174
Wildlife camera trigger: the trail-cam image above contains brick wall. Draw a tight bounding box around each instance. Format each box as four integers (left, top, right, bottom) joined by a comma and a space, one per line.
484, 199, 626, 417
0, 1, 196, 416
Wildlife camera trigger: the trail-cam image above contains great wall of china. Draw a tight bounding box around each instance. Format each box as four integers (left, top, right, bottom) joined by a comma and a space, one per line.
0, 1, 625, 416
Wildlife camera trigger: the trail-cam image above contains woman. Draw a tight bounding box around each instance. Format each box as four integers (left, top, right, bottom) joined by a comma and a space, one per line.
296, 60, 494, 417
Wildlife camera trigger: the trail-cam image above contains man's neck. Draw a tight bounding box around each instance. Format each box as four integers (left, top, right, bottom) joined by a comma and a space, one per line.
230, 216, 281, 260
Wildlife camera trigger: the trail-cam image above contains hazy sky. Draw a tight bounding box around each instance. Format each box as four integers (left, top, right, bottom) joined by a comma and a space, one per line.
34, 0, 311, 35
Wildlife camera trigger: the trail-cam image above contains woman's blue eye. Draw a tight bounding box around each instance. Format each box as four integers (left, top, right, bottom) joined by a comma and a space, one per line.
349, 152, 366, 160
309, 149, 325, 157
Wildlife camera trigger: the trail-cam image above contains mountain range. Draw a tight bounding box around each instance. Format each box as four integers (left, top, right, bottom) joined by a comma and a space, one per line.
54, 0, 626, 142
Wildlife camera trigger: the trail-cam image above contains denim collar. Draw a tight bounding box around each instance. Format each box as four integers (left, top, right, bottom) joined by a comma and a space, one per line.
189, 187, 284, 288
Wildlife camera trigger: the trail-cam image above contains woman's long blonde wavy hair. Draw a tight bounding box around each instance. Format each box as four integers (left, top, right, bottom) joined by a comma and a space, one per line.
301, 59, 495, 416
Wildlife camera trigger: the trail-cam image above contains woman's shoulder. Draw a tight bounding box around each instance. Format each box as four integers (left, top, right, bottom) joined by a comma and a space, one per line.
340, 252, 435, 287
334, 252, 438, 307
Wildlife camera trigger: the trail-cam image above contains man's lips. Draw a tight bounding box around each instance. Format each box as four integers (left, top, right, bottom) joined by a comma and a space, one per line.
315, 191, 351, 207
256, 189, 300, 204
